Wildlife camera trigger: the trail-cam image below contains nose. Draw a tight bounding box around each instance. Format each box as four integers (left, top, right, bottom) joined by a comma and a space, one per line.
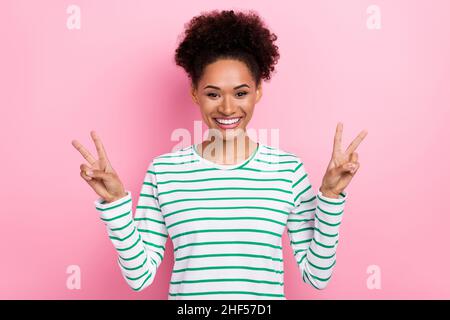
217, 94, 238, 115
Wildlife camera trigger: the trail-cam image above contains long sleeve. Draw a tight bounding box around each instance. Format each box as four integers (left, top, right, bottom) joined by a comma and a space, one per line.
287, 158, 347, 290
94, 160, 168, 292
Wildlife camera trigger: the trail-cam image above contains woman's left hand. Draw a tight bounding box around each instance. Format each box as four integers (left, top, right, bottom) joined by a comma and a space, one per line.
319, 122, 368, 198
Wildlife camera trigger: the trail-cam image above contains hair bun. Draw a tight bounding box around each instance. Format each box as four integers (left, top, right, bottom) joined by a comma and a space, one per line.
175, 9, 280, 87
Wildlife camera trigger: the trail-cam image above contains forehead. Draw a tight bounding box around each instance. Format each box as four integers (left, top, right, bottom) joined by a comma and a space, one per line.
200, 59, 254, 88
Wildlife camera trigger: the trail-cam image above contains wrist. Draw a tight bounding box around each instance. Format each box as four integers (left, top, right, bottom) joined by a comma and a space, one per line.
319, 186, 340, 199
105, 191, 127, 203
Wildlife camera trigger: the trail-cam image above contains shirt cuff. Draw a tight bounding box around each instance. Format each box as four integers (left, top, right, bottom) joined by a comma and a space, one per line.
317, 189, 347, 203
94, 191, 132, 220
316, 190, 347, 220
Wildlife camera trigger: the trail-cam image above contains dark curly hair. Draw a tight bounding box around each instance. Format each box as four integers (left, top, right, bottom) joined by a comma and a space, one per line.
174, 9, 280, 88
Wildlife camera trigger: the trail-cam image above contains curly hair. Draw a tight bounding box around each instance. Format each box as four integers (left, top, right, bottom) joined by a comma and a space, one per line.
174, 9, 280, 88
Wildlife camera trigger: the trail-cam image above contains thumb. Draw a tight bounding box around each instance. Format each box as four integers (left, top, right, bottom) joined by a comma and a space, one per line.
86, 169, 113, 181
338, 162, 356, 175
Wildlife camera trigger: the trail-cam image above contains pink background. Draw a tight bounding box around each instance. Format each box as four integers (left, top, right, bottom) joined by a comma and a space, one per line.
1, 0, 449, 299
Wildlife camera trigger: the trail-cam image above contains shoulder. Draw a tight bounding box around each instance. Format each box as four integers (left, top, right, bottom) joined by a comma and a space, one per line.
148, 145, 195, 169
258, 143, 303, 165
259, 144, 309, 187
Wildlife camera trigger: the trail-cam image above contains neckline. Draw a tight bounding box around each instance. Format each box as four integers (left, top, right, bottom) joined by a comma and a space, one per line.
192, 142, 260, 170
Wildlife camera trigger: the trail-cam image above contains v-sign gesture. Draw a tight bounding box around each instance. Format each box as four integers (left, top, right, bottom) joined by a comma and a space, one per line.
72, 131, 127, 203
319, 123, 368, 198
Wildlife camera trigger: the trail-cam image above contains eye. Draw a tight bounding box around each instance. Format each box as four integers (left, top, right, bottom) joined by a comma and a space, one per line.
236, 91, 248, 97
207, 92, 219, 98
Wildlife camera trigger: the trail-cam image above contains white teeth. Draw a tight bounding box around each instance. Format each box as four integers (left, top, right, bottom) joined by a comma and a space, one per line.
215, 118, 240, 125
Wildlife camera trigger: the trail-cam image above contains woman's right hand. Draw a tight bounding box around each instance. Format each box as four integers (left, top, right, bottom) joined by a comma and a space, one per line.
72, 130, 127, 203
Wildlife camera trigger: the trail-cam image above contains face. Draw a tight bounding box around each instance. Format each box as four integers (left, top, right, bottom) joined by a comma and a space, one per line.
190, 59, 262, 142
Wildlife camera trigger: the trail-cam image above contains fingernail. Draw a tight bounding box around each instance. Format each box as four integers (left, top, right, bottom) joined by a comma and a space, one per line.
86, 170, 93, 176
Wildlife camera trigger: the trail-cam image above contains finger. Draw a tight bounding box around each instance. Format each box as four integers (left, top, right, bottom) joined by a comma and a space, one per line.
90, 130, 110, 163
342, 153, 358, 173
332, 122, 343, 157
80, 169, 93, 181
86, 169, 113, 181
349, 152, 358, 164
345, 129, 368, 156
80, 163, 93, 180
80, 170, 112, 200
345, 161, 360, 174
72, 139, 97, 165
350, 162, 360, 175
341, 161, 358, 174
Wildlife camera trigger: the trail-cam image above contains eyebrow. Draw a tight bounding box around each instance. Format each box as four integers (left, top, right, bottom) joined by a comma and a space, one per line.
203, 84, 250, 90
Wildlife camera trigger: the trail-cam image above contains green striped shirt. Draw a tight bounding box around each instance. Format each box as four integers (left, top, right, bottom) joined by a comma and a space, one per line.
94, 143, 347, 299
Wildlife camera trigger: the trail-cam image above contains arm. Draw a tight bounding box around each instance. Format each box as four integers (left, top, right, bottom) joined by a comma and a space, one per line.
287, 159, 347, 290
94, 160, 168, 292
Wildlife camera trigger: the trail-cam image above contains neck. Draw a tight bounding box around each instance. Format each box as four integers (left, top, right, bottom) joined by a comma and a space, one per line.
198, 133, 257, 165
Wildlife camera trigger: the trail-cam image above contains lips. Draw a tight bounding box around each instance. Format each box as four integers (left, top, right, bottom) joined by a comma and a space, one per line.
213, 117, 243, 129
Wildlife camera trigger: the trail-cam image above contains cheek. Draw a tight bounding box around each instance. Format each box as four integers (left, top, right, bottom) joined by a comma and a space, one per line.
242, 101, 255, 115
198, 99, 216, 114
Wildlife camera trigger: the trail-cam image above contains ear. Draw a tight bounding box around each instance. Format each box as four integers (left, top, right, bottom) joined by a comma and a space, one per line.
190, 83, 199, 105
255, 81, 263, 103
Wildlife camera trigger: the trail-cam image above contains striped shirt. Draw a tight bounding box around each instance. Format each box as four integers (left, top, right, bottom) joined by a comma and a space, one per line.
94, 142, 347, 299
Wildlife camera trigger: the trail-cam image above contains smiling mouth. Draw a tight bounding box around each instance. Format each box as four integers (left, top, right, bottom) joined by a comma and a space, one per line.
213, 117, 243, 129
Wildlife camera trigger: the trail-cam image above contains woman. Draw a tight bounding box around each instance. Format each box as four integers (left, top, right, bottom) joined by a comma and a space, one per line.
72, 9, 367, 300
